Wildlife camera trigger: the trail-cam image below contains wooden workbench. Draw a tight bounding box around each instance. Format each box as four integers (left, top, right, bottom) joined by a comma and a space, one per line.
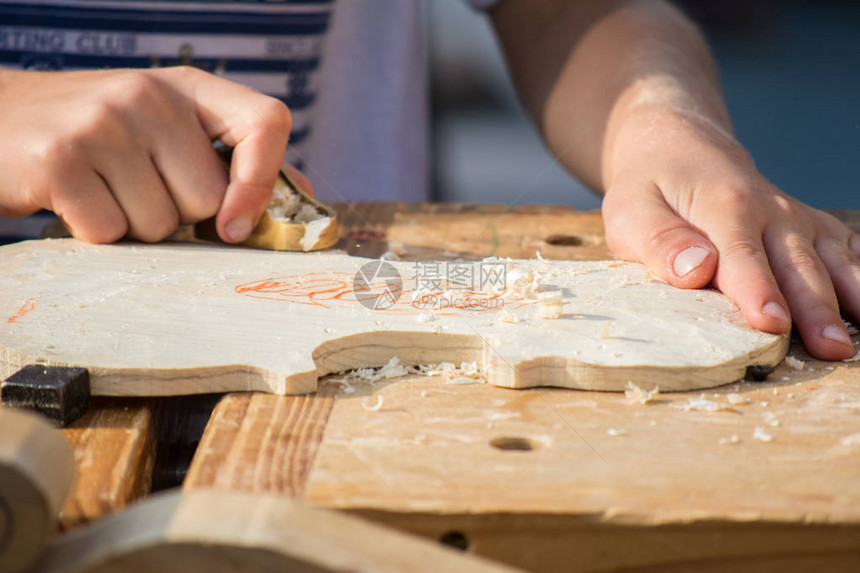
53, 204, 860, 572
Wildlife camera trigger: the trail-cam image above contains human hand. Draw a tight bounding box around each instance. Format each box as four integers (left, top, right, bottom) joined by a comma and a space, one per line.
602, 107, 858, 361
0, 66, 291, 244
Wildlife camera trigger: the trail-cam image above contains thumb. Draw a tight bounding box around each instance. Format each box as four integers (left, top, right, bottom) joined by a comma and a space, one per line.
602, 181, 718, 289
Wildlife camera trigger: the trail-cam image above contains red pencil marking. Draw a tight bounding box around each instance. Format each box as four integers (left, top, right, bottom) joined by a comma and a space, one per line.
8, 298, 37, 323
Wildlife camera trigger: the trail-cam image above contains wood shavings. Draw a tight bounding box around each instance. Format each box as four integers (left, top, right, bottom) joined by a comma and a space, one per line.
844, 352, 860, 363
505, 268, 541, 300
408, 361, 485, 383
606, 428, 628, 436
752, 427, 774, 442
718, 434, 740, 445
499, 310, 519, 324
445, 376, 479, 386
416, 312, 436, 323
536, 289, 564, 320
267, 181, 325, 223
673, 397, 734, 412
537, 304, 562, 320
841, 432, 860, 447
624, 381, 659, 405
362, 395, 384, 411
785, 355, 806, 370
299, 217, 335, 251
377, 357, 409, 379
763, 412, 781, 427
726, 393, 747, 405
537, 289, 563, 305
844, 320, 858, 335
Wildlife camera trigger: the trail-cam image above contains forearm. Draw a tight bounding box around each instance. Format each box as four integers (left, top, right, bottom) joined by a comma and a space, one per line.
491, 0, 731, 191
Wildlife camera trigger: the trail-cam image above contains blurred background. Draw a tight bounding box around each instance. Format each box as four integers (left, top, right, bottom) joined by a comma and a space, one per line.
428, 0, 860, 210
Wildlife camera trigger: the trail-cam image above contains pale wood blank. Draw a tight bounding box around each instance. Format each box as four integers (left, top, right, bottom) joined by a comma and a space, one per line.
0, 240, 787, 397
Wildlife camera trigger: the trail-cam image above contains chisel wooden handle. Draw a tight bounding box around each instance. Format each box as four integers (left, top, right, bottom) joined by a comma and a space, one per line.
0, 408, 75, 573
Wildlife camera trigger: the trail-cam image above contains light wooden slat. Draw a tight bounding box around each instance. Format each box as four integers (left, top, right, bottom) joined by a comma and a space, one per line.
184, 383, 338, 496
59, 398, 156, 530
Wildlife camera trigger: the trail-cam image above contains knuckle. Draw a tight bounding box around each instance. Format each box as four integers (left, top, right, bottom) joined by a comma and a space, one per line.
257, 97, 292, 133
108, 71, 162, 107
136, 213, 180, 243
643, 223, 693, 253
721, 238, 764, 261
784, 245, 823, 273
718, 186, 754, 215
81, 217, 128, 244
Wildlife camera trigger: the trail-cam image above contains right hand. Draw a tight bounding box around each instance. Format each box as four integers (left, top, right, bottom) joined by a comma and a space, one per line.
0, 66, 291, 244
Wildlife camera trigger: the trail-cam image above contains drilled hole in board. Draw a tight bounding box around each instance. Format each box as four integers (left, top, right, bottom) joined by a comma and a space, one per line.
489, 436, 539, 452
544, 234, 584, 247
439, 530, 470, 552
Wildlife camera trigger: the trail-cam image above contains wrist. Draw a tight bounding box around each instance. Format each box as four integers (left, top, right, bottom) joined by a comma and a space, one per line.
602, 81, 742, 188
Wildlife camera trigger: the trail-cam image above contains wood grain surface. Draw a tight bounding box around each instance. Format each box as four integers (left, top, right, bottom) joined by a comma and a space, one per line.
58, 398, 155, 530
184, 385, 338, 496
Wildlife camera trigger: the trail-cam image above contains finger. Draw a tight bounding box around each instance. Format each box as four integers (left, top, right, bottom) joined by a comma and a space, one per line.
282, 163, 314, 198
816, 233, 860, 325
169, 68, 291, 243
97, 152, 180, 243
151, 117, 228, 224
765, 229, 854, 360
708, 228, 792, 334
216, 129, 287, 243
49, 166, 128, 244
603, 181, 717, 289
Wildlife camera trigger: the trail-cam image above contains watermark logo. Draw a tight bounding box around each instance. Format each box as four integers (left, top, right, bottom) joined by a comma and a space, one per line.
353, 261, 403, 310
411, 261, 507, 312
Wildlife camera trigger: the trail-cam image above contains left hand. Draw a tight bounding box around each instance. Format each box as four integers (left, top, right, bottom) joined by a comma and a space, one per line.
602, 106, 859, 361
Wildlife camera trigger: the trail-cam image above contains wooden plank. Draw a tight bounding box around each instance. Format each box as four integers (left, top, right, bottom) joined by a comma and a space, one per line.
0, 240, 786, 395
37, 490, 524, 573
184, 385, 338, 496
333, 202, 610, 260
299, 345, 860, 572
59, 397, 156, 530
0, 408, 74, 573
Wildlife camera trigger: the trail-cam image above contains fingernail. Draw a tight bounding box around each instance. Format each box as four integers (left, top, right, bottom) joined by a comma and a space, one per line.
224, 216, 253, 243
821, 325, 853, 346
762, 301, 790, 324
673, 246, 710, 277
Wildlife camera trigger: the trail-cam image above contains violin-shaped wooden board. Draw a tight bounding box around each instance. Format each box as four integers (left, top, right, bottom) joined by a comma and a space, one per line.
0, 240, 788, 396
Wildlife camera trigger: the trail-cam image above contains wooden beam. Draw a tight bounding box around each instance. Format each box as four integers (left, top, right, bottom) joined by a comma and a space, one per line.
59, 398, 156, 530
184, 384, 338, 496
